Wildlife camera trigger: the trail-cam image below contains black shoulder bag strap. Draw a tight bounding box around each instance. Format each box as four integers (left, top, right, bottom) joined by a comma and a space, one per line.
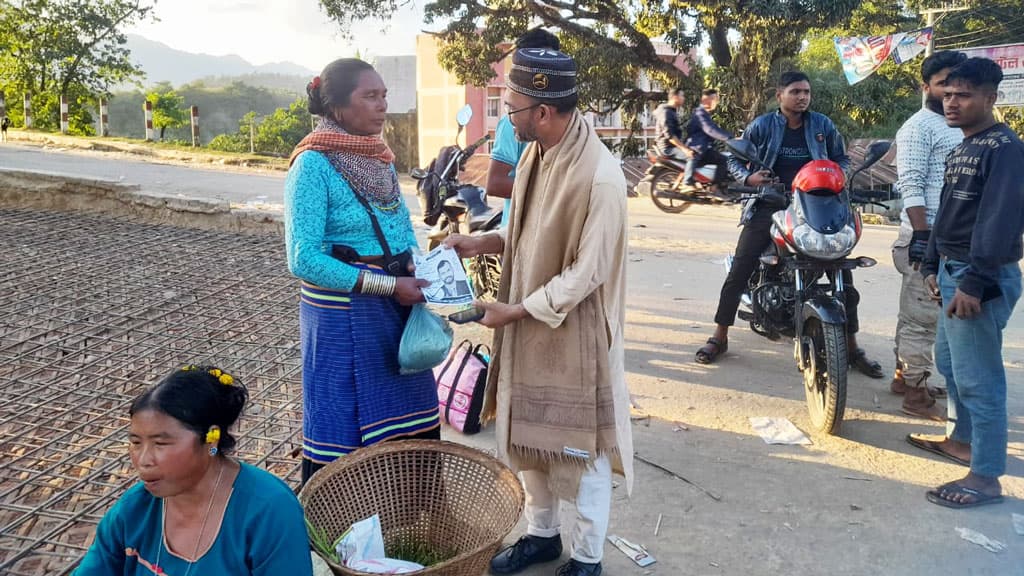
349, 191, 414, 277
349, 191, 393, 260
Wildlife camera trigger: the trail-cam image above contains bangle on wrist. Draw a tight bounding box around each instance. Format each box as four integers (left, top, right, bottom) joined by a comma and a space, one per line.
359, 273, 396, 296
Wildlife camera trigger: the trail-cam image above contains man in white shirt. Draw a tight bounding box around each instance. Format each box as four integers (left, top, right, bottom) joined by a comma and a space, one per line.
891, 50, 966, 421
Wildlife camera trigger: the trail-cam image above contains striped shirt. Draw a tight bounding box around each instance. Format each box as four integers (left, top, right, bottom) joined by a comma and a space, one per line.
895, 107, 963, 227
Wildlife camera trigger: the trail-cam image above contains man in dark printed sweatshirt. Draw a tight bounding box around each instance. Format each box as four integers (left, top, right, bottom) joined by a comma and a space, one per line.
918, 57, 1024, 509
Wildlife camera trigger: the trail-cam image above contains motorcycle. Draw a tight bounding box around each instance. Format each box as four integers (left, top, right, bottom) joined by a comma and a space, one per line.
634, 146, 735, 213
725, 138, 892, 434
412, 104, 503, 300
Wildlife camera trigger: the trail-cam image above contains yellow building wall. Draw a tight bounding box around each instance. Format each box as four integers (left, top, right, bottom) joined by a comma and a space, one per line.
416, 35, 468, 165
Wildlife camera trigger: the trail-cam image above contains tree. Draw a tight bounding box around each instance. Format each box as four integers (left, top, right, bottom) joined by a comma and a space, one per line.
317, 0, 861, 128
146, 83, 188, 140
1, 0, 154, 95
251, 99, 312, 156
800, 0, 1024, 138
207, 97, 313, 156
798, 0, 920, 139
0, 0, 154, 132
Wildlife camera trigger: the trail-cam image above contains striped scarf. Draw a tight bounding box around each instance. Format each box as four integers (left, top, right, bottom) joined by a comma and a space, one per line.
290, 118, 401, 210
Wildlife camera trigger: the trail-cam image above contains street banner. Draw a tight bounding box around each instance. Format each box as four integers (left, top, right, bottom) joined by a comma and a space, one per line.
892, 28, 933, 64
834, 27, 933, 85
960, 43, 1024, 107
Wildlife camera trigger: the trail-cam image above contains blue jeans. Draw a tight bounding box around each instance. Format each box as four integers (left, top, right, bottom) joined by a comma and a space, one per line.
934, 259, 1021, 478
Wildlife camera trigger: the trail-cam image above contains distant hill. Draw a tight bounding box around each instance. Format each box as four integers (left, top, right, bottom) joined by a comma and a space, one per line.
125, 35, 315, 90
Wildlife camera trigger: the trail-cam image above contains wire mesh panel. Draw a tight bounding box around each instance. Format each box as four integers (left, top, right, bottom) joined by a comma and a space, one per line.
0, 208, 304, 575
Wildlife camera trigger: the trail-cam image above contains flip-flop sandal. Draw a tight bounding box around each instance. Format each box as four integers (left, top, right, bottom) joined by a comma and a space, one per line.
926, 483, 1004, 509
849, 348, 884, 378
695, 338, 727, 365
906, 434, 970, 467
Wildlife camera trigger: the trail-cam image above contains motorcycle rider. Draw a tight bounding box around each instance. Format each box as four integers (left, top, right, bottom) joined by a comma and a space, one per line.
653, 88, 691, 162
694, 71, 884, 379
487, 27, 561, 227
683, 88, 733, 190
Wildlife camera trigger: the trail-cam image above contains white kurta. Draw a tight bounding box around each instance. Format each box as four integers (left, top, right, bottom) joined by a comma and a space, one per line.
492, 132, 634, 499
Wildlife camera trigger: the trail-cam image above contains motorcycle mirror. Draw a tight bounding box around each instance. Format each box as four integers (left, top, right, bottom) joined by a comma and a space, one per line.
725, 138, 766, 170
455, 105, 473, 127
725, 138, 754, 159
410, 168, 429, 180
862, 141, 892, 169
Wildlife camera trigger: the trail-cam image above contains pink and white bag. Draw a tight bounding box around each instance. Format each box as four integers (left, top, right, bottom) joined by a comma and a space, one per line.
433, 340, 490, 434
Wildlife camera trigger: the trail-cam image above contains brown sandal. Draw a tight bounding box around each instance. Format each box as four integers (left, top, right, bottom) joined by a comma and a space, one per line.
695, 338, 727, 364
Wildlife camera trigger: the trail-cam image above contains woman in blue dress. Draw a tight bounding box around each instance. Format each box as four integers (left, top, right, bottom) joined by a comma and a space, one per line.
75, 365, 313, 576
284, 58, 440, 484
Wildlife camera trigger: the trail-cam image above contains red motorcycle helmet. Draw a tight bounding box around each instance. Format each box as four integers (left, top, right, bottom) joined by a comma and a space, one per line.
792, 159, 845, 195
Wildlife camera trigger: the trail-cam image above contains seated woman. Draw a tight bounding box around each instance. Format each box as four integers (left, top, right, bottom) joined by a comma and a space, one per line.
74, 365, 313, 576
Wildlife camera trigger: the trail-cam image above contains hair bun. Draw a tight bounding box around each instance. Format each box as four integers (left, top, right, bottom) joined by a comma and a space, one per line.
307, 81, 326, 116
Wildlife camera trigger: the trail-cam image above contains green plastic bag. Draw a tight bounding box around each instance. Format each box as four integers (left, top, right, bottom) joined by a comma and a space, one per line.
399, 304, 454, 375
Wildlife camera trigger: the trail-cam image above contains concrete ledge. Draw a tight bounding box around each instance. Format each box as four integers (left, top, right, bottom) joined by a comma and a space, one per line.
0, 168, 283, 235
8, 130, 287, 171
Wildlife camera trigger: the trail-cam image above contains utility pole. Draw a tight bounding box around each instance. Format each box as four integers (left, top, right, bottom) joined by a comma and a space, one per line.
920, 4, 970, 105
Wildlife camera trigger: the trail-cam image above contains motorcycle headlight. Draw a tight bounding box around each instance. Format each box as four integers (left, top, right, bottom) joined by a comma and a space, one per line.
791, 224, 858, 260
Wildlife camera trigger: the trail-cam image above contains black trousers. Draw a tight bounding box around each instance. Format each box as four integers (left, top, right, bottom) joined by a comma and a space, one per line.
299, 425, 442, 487
713, 205, 860, 334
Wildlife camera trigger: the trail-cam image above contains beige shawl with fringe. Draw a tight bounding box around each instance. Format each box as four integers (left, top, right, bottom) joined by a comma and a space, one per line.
481, 112, 633, 499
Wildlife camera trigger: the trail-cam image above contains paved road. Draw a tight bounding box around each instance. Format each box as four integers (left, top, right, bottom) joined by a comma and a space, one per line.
0, 143, 287, 204
3, 143, 1023, 575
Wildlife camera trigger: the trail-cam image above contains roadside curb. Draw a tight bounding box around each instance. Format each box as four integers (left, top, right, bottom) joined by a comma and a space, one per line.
0, 168, 283, 235
6, 130, 288, 171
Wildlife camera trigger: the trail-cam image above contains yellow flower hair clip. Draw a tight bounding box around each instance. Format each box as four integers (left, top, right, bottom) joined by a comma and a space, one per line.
205, 427, 221, 445
180, 364, 233, 385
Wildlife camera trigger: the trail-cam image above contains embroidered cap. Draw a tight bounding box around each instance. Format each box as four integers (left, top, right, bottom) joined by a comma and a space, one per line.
508, 48, 578, 100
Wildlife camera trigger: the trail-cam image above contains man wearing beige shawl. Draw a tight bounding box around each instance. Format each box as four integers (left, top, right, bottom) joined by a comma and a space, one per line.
446, 48, 631, 576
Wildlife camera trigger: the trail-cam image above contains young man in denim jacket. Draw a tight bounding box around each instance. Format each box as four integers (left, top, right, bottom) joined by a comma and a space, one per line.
695, 71, 883, 379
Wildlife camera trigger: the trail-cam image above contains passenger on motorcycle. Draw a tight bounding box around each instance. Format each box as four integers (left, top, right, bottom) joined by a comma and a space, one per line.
683, 89, 733, 190
694, 71, 884, 378
653, 88, 692, 162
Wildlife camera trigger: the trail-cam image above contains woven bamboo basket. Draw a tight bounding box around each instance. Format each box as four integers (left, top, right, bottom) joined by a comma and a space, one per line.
300, 440, 524, 576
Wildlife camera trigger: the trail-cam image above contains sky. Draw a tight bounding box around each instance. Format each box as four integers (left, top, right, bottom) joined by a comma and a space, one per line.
125, 0, 426, 71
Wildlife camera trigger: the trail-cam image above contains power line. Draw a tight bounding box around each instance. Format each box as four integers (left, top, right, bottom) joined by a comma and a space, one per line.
934, 15, 1024, 44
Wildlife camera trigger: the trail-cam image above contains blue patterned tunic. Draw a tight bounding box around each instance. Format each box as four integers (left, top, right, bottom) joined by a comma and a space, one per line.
284, 151, 439, 465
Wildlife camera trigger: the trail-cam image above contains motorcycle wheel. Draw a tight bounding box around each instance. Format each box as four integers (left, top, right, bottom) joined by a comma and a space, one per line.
802, 318, 848, 435
465, 254, 502, 301
650, 170, 692, 214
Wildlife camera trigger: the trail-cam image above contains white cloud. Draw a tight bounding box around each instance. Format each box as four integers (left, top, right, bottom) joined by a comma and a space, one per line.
127, 0, 426, 70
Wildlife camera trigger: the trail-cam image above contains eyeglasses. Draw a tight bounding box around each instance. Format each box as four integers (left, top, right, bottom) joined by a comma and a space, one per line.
503, 102, 542, 116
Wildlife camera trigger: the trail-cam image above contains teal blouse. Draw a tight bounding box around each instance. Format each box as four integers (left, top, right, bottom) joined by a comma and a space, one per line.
284, 151, 420, 291
73, 463, 313, 576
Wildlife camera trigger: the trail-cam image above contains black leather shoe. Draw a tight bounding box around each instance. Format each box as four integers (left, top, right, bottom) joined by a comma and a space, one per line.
489, 534, 563, 575
556, 559, 603, 576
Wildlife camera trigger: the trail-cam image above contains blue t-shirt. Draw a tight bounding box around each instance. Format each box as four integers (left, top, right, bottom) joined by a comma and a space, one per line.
74, 463, 314, 576
490, 115, 528, 227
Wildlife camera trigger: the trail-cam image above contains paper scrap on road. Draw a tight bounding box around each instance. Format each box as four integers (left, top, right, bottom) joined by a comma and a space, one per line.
956, 527, 1006, 553
1013, 513, 1024, 536
608, 534, 656, 567
749, 417, 812, 445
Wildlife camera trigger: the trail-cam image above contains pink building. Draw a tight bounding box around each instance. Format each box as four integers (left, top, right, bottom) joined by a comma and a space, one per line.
416, 35, 694, 161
